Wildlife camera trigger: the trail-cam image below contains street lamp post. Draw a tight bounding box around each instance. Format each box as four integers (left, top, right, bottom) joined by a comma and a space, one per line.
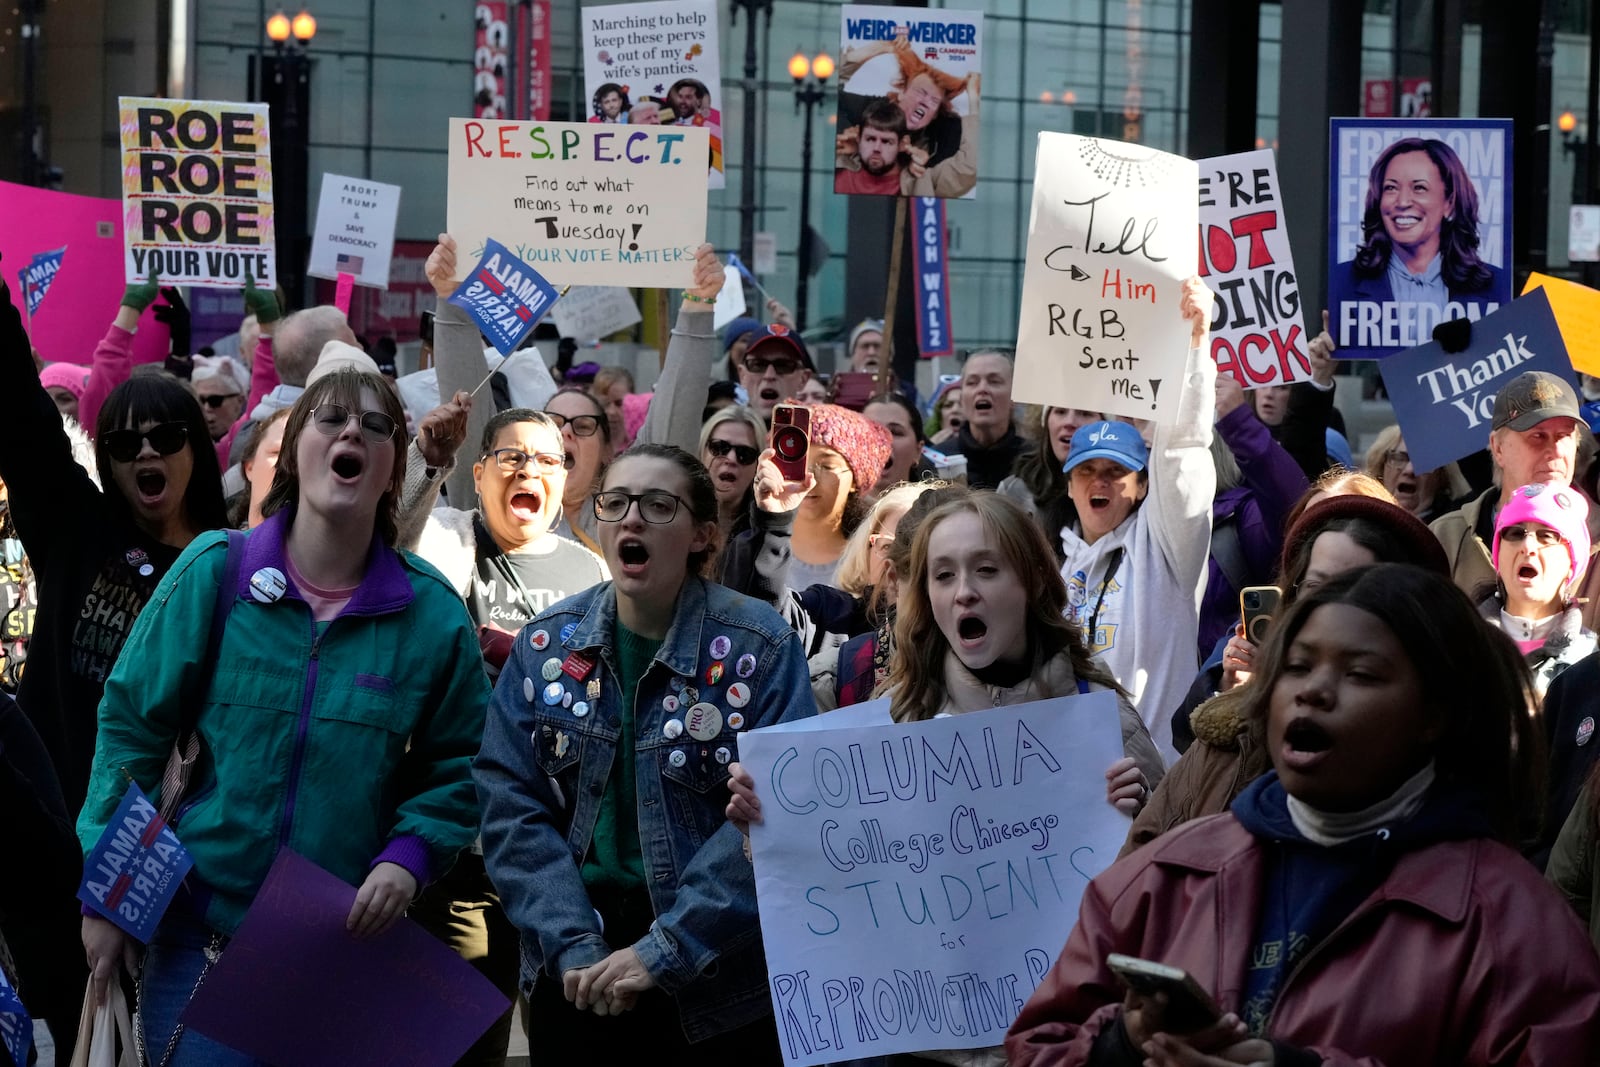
790, 49, 833, 332
265, 9, 317, 308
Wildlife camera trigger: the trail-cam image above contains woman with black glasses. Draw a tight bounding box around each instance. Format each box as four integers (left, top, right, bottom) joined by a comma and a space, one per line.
80, 367, 489, 1065
697, 405, 764, 563
545, 388, 616, 554
476, 443, 811, 1062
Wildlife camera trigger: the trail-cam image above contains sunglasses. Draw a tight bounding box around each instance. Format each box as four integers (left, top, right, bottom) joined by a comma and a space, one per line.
545, 411, 605, 438
104, 422, 189, 463
742, 354, 803, 376
1498, 524, 1564, 548
200, 393, 242, 409
706, 439, 759, 466
310, 404, 398, 443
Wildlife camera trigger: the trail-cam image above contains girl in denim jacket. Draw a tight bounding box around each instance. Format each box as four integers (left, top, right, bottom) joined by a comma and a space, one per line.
475, 444, 813, 1062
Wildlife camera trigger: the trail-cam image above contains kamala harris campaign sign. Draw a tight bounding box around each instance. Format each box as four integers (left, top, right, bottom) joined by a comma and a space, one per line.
1328, 118, 1512, 358
1378, 288, 1572, 473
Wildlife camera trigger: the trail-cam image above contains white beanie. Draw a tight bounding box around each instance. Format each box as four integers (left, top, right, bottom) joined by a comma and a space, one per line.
306, 340, 381, 387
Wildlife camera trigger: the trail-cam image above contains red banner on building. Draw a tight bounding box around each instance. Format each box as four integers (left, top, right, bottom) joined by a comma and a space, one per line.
474, 2, 510, 118
526, 0, 551, 121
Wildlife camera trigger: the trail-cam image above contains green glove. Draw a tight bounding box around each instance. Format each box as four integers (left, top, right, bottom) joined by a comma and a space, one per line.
121, 271, 160, 313
243, 271, 283, 325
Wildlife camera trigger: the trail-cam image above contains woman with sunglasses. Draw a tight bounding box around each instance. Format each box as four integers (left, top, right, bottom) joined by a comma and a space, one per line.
476, 443, 811, 1062
698, 405, 765, 568
79, 367, 489, 1064
1477, 484, 1596, 700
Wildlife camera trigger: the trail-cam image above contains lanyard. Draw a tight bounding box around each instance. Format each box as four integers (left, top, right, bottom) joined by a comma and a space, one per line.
1086, 547, 1126, 645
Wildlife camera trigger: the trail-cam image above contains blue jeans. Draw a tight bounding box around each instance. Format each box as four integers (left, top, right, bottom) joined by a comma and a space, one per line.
137, 914, 264, 1067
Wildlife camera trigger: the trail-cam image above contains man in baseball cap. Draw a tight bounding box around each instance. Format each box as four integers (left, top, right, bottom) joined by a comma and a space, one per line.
1431, 369, 1600, 624
735, 323, 813, 422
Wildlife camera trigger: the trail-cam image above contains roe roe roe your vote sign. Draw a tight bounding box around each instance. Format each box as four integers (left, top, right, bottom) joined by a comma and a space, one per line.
119, 96, 275, 287
447, 119, 708, 287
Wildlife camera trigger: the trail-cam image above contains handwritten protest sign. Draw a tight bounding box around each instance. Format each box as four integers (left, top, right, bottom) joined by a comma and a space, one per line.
548, 285, 642, 339
582, 0, 724, 189
1013, 134, 1198, 423
1197, 150, 1305, 388
183, 850, 509, 1067
1328, 118, 1512, 357
307, 174, 401, 288
447, 119, 708, 287
448, 238, 560, 356
1523, 272, 1600, 377
119, 96, 274, 287
77, 782, 195, 943
741, 693, 1126, 1066
1379, 289, 1572, 473
835, 6, 982, 200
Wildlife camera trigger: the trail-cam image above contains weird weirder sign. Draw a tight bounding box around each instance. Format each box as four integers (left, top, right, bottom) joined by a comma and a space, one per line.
1196, 149, 1307, 389
118, 96, 275, 287
1013, 133, 1199, 423
740, 695, 1128, 1066
446, 118, 708, 287
1379, 289, 1573, 473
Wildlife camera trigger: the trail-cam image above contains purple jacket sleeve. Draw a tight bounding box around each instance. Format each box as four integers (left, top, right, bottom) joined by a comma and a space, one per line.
1216, 403, 1309, 542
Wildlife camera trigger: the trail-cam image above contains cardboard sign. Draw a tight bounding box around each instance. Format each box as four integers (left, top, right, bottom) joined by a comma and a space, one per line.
118, 96, 275, 287
581, 0, 724, 189
1523, 271, 1600, 377
1013, 133, 1199, 423
77, 782, 195, 943
913, 197, 954, 357
446, 119, 708, 287
547, 285, 641, 339
1328, 118, 1513, 357
741, 694, 1126, 1066
17, 246, 64, 318
834, 6, 983, 200
182, 850, 510, 1067
1379, 289, 1572, 473
447, 238, 560, 356
1197, 150, 1306, 388
307, 174, 402, 288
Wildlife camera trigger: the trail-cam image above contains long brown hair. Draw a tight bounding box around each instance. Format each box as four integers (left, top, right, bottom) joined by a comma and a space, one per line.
886, 491, 1118, 722
259, 368, 407, 546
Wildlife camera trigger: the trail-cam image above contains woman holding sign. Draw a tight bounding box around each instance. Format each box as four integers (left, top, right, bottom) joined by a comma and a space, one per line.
475, 443, 812, 1062
1007, 564, 1600, 1065
78, 367, 489, 1065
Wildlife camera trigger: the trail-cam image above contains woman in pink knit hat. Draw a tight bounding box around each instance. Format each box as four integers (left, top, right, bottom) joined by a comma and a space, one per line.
1480, 482, 1596, 699
784, 403, 891, 590
37, 362, 89, 424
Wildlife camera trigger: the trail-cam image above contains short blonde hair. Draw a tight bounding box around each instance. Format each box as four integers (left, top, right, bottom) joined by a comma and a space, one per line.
834, 482, 934, 596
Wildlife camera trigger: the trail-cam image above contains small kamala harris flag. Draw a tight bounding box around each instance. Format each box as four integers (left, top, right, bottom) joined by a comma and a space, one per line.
78, 781, 196, 942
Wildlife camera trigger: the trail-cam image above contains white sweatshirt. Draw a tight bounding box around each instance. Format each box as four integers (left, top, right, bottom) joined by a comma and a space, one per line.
1059, 345, 1216, 759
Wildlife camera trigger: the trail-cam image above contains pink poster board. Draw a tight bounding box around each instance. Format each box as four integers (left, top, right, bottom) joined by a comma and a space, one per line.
0, 180, 170, 365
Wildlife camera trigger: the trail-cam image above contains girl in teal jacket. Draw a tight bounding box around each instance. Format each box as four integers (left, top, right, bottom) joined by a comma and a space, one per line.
78, 367, 489, 1066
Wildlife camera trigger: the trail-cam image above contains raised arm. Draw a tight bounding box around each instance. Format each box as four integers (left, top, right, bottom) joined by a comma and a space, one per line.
426, 233, 496, 510
78, 273, 161, 435
633, 244, 723, 452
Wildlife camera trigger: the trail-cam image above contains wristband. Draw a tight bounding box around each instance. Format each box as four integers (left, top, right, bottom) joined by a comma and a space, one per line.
682, 293, 715, 304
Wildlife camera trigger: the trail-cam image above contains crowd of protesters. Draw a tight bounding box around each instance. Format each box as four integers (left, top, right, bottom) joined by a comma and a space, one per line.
4, 220, 1600, 1067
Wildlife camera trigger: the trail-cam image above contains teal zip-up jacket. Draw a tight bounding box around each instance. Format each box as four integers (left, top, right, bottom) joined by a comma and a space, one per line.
77, 510, 490, 935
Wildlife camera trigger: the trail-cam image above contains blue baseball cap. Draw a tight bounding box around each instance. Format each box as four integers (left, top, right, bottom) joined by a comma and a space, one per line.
1062, 420, 1149, 474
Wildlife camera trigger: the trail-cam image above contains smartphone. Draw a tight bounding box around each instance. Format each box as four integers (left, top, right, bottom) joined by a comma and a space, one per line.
1106, 954, 1221, 1034
1239, 585, 1282, 645
770, 404, 811, 482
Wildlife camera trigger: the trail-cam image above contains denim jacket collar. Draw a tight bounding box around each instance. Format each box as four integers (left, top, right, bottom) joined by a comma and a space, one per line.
239, 509, 415, 616
566, 577, 709, 677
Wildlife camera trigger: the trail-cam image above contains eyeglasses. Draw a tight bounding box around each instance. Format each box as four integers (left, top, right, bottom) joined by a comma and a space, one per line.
104, 422, 189, 463
545, 411, 604, 438
487, 448, 572, 473
594, 491, 688, 524
199, 393, 242, 409
310, 404, 398, 443
1383, 449, 1411, 469
742, 353, 803, 377
706, 439, 759, 466
1498, 524, 1564, 548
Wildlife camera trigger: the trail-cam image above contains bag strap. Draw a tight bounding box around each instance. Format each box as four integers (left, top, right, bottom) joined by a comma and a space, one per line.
176, 530, 244, 741
1210, 512, 1252, 599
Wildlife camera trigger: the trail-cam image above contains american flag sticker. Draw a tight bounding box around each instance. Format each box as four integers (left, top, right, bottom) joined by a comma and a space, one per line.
335, 253, 365, 273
